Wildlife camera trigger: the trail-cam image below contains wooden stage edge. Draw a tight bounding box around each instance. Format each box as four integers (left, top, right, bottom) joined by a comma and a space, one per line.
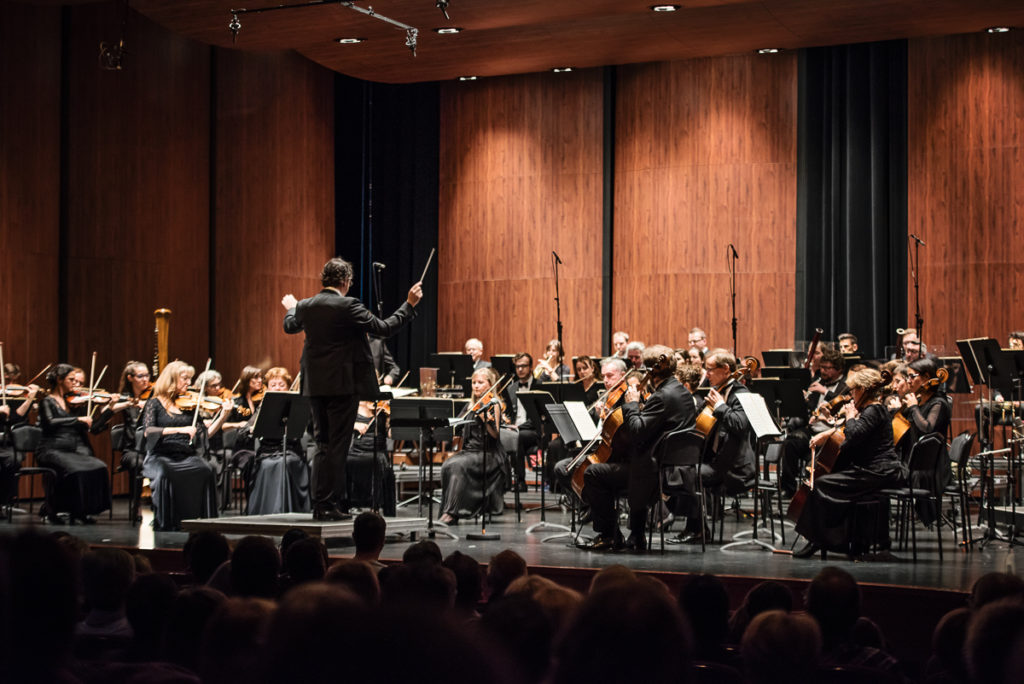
180, 512, 427, 541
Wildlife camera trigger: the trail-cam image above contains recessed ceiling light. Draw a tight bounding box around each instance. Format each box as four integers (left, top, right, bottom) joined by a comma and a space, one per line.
986, 26, 1011, 33
458, 76, 478, 81
757, 48, 781, 54
433, 27, 463, 34
650, 4, 681, 11
335, 37, 365, 44
552, 67, 574, 73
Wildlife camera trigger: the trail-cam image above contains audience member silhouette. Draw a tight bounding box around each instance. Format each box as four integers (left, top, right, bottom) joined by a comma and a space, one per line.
325, 559, 382, 605
741, 610, 821, 684
198, 597, 276, 684
183, 530, 230, 585
229, 535, 281, 599
678, 574, 733, 664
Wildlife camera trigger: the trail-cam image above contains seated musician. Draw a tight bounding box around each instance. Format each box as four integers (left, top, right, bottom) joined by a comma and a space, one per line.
688, 327, 709, 355
792, 366, 907, 558
534, 339, 570, 381
141, 361, 219, 531
91, 361, 153, 497
780, 347, 847, 498
675, 363, 703, 406
1010, 331, 1024, 350
838, 333, 859, 355
346, 399, 396, 515
896, 328, 924, 363
583, 345, 695, 553
611, 331, 630, 359
551, 356, 629, 495
504, 353, 538, 493
439, 367, 507, 525
574, 355, 601, 407
1, 378, 40, 508
898, 357, 953, 525
464, 338, 490, 370
671, 349, 756, 543
625, 341, 646, 371
247, 366, 311, 515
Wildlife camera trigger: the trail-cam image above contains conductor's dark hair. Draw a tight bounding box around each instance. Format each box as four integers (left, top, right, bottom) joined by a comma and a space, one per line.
321, 258, 354, 288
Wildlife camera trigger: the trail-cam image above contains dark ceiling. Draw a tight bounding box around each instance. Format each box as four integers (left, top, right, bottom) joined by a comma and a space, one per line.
115, 1, 1024, 83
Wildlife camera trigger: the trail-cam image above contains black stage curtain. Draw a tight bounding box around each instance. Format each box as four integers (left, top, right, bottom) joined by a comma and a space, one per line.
796, 41, 908, 359
335, 76, 440, 377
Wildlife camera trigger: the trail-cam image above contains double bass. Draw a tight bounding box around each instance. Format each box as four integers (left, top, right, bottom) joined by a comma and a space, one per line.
786, 370, 892, 522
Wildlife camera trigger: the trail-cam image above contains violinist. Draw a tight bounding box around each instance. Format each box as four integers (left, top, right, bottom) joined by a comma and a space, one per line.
534, 339, 570, 381
346, 398, 396, 515
141, 360, 218, 531
792, 366, 906, 558
2, 376, 40, 507
439, 367, 507, 525
780, 348, 848, 499
584, 345, 695, 552
671, 349, 756, 544
899, 357, 953, 525
91, 361, 152, 481
246, 367, 311, 515
35, 364, 111, 524
220, 365, 264, 456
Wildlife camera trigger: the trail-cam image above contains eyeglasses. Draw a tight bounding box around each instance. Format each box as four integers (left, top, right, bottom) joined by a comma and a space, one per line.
820, 364, 836, 371
514, 364, 530, 369
906, 372, 920, 379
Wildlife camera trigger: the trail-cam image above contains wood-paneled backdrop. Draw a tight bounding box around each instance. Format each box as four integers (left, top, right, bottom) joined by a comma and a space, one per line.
1, 2, 333, 495
614, 55, 798, 356
438, 70, 605, 358
908, 32, 1024, 357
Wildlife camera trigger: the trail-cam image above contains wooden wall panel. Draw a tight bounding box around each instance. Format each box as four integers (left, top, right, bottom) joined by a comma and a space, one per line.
0, 2, 61, 387
438, 70, 604, 360
65, 4, 211, 378
213, 50, 334, 384
908, 32, 1024, 359
613, 55, 798, 356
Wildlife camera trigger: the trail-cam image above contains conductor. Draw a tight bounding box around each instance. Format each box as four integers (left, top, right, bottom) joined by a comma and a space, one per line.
282, 257, 423, 521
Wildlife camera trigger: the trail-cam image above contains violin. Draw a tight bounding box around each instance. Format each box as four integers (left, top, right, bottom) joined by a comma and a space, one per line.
66, 388, 115, 405
812, 392, 853, 421
175, 390, 230, 413
466, 375, 512, 417
695, 357, 760, 437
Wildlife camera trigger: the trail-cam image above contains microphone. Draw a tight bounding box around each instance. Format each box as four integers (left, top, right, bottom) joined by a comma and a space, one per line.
728, 244, 739, 260
909, 234, 926, 246
372, 262, 386, 270
552, 251, 562, 264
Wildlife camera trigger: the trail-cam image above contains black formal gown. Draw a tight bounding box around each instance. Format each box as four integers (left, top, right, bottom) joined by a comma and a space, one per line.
346, 413, 396, 516
795, 403, 907, 552
901, 391, 953, 524
247, 433, 311, 515
36, 396, 110, 518
142, 398, 218, 531
440, 414, 506, 520
92, 400, 145, 472
0, 403, 28, 505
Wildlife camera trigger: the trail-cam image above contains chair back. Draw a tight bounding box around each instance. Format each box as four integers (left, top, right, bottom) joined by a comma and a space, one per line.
907, 432, 948, 492
11, 424, 42, 454
657, 429, 705, 467
221, 427, 240, 450
948, 430, 976, 478
110, 423, 126, 453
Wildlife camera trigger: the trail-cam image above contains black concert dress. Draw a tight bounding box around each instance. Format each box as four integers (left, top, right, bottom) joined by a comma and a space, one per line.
902, 391, 953, 524
0, 403, 28, 505
142, 398, 218, 531
36, 396, 111, 517
794, 403, 907, 552
247, 432, 311, 515
440, 414, 506, 521
346, 413, 396, 516
92, 400, 145, 473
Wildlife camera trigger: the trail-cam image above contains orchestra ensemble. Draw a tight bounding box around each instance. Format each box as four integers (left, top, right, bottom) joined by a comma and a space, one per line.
0, 263, 1002, 560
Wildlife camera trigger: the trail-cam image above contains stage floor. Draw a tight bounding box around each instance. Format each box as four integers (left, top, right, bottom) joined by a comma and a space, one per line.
4, 494, 1021, 594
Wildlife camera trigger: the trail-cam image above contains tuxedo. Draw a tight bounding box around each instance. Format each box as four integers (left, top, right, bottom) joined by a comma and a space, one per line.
368, 335, 401, 385
284, 288, 416, 510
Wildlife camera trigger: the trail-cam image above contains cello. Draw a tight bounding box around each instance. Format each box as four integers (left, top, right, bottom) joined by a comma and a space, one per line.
786, 370, 892, 522
695, 356, 759, 437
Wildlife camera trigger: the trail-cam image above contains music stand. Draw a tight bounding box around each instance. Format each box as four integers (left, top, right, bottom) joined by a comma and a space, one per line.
535, 381, 586, 404
428, 352, 473, 396
516, 390, 563, 524
761, 350, 802, 368
939, 356, 972, 395
489, 355, 516, 378
251, 391, 312, 514
759, 367, 813, 385
749, 378, 809, 424
528, 401, 595, 541
390, 397, 460, 540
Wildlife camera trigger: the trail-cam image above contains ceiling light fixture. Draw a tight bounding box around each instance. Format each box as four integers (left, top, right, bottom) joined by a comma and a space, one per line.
433, 27, 462, 34
757, 48, 781, 54
650, 4, 681, 11
986, 26, 1011, 33
336, 37, 365, 44
458, 76, 478, 81
552, 67, 574, 73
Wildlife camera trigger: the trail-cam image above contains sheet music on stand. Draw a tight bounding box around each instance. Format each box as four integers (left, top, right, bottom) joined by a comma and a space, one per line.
735, 392, 782, 440
544, 401, 599, 445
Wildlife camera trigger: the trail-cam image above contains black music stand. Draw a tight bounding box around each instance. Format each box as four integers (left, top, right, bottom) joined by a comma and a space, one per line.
428, 353, 473, 396
940, 356, 972, 395
759, 367, 813, 385
761, 350, 803, 368
535, 381, 586, 404
516, 390, 562, 523
489, 355, 516, 378
749, 378, 809, 425
251, 391, 311, 515
533, 401, 596, 542
390, 397, 460, 540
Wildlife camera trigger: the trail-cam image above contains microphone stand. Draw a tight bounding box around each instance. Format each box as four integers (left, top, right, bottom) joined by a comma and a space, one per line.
526, 252, 571, 536
729, 245, 739, 356
910, 235, 924, 347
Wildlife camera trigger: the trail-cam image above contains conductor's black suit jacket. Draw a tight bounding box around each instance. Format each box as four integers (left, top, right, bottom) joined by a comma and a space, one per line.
283, 288, 416, 398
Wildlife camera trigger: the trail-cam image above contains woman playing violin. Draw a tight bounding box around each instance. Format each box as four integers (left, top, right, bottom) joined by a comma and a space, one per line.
246, 366, 311, 515
1, 373, 41, 508
898, 357, 953, 525
91, 361, 152, 482
439, 367, 507, 525
141, 360, 218, 531
35, 364, 111, 524
346, 396, 397, 515
792, 366, 907, 559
